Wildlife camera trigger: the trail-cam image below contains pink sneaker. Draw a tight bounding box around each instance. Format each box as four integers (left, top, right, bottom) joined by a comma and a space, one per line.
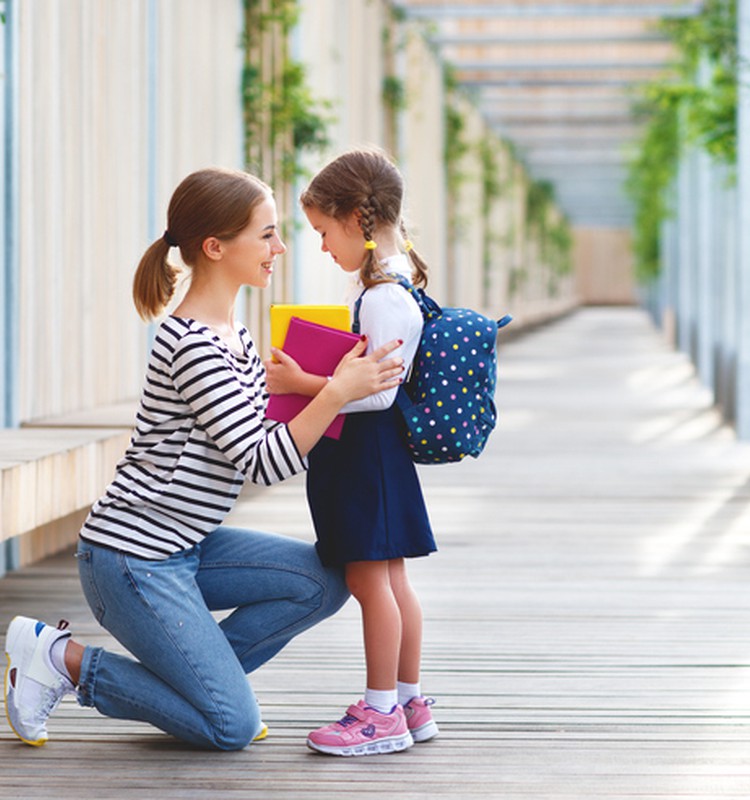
403, 696, 439, 742
307, 700, 414, 756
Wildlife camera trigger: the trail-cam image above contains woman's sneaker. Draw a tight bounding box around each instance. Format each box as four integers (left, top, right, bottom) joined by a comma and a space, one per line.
403, 696, 439, 742
4, 616, 74, 746
307, 700, 414, 756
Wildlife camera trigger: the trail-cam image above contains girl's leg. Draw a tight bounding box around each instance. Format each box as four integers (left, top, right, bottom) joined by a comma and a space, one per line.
387, 558, 423, 685
76, 540, 260, 750
388, 559, 439, 742
306, 559, 413, 756
345, 560, 401, 692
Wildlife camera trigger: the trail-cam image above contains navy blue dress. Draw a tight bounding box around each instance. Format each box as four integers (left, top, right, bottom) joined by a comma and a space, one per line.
307, 404, 436, 567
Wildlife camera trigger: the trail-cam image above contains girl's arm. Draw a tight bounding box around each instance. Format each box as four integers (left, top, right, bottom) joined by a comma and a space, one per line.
285, 337, 404, 456
264, 347, 327, 397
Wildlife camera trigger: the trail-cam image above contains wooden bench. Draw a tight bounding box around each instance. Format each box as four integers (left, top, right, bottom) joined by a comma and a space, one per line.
0, 405, 134, 574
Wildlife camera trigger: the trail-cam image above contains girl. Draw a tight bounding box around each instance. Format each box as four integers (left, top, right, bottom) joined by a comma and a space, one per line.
4, 167, 404, 750
265, 149, 438, 756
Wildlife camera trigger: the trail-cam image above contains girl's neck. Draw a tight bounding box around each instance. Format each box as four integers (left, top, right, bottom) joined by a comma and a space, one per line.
371, 228, 400, 260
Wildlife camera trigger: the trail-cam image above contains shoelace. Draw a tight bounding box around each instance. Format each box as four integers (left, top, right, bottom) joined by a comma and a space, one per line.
337, 713, 359, 728
38, 680, 68, 719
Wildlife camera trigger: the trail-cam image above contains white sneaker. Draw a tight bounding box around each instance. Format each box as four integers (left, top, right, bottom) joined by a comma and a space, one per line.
4, 616, 74, 746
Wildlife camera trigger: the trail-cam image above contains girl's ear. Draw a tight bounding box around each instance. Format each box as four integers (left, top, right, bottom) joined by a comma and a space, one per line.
202, 236, 223, 261
345, 210, 363, 235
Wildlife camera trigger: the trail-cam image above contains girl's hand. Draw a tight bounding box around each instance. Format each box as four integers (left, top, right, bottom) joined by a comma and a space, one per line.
327, 337, 404, 403
264, 348, 304, 395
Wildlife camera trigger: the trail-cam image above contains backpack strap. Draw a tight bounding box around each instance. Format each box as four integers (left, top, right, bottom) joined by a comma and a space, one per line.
352, 274, 440, 333
352, 287, 367, 335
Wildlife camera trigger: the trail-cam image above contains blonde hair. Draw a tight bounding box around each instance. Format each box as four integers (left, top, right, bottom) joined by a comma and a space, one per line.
133, 167, 271, 320
300, 148, 428, 288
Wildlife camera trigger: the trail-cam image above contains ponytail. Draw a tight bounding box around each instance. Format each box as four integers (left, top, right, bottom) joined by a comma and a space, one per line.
132, 238, 180, 321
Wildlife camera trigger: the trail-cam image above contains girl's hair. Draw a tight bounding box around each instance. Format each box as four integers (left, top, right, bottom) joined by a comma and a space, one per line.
300, 148, 428, 288
133, 167, 271, 320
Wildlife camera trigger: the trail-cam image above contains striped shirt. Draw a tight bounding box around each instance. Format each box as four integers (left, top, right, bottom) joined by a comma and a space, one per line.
80, 315, 306, 560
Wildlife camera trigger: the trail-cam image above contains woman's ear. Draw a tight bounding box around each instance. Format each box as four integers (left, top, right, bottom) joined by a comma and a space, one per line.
202, 236, 223, 261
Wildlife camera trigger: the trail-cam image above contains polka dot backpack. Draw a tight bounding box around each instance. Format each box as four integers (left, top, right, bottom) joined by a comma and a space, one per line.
354, 275, 512, 464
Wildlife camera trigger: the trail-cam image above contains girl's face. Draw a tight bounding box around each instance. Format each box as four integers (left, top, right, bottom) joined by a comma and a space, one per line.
304, 206, 364, 273
219, 195, 286, 288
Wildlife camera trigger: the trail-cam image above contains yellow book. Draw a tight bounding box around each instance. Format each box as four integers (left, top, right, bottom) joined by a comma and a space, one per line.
269, 304, 351, 350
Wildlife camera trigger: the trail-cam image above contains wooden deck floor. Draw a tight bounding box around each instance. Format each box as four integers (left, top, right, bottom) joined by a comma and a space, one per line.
2, 307, 750, 799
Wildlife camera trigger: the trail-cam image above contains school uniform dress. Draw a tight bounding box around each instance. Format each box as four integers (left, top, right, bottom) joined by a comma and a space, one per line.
307, 255, 436, 567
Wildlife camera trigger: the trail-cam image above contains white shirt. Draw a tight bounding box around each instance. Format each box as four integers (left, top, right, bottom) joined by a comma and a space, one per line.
340, 254, 423, 414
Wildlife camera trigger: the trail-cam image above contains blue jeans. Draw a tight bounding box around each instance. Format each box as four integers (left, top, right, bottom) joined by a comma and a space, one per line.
75, 527, 348, 750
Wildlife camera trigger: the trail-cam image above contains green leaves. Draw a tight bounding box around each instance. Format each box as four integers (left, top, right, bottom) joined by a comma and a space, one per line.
626, 0, 738, 281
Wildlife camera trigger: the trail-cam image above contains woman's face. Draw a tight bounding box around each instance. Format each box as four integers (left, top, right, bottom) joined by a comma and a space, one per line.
219, 195, 287, 288
304, 205, 364, 273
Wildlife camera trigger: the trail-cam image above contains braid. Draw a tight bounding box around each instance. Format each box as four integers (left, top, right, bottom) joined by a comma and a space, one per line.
358, 196, 391, 288
359, 197, 378, 244
400, 219, 429, 288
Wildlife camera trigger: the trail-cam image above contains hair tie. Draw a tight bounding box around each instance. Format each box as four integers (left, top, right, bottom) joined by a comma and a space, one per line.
163, 230, 178, 248
404, 240, 414, 252
364, 240, 378, 250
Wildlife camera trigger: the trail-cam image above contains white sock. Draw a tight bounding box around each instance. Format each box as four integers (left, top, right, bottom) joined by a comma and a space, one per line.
364, 688, 398, 714
49, 636, 74, 684
398, 681, 421, 707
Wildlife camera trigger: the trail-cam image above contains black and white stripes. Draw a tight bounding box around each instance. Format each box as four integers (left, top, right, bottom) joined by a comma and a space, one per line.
80, 316, 306, 560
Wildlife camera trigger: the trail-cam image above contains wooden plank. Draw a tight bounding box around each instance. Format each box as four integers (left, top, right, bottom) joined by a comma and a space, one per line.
1, 308, 750, 798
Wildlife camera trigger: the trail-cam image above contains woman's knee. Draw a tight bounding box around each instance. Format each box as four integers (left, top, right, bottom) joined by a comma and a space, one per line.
207, 691, 261, 751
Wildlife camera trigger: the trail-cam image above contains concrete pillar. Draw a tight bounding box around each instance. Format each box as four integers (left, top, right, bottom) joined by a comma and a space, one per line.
737, 0, 750, 438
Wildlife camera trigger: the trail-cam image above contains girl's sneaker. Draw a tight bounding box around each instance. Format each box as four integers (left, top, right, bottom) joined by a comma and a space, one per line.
307, 700, 414, 756
403, 695, 439, 742
4, 616, 75, 746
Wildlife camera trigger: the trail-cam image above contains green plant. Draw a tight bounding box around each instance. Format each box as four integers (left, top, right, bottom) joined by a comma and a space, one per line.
662, 0, 738, 163
547, 218, 573, 276
382, 75, 406, 113
443, 67, 470, 196
625, 86, 682, 281
625, 0, 738, 281
525, 179, 555, 233
242, 0, 332, 183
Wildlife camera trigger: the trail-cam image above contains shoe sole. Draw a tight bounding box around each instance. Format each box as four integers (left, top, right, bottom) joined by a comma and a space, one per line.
411, 719, 439, 743
306, 731, 414, 757
4, 616, 48, 747
252, 722, 269, 742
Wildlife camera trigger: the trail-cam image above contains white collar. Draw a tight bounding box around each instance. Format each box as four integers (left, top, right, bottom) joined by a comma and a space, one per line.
379, 253, 411, 279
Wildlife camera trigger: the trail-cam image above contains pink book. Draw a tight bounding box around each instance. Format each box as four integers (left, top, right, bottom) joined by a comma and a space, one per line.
266, 316, 361, 439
